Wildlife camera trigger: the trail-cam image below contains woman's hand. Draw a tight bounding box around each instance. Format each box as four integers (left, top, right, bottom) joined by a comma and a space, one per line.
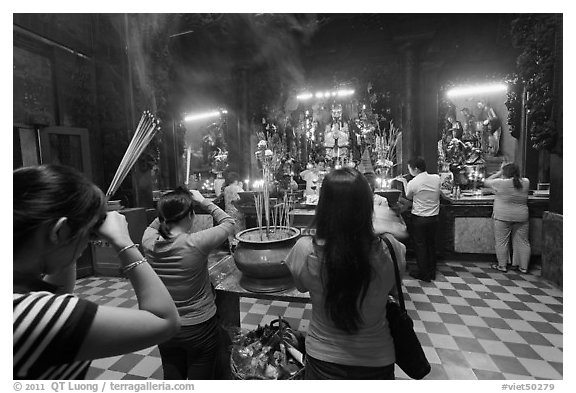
96, 211, 133, 250
189, 189, 206, 204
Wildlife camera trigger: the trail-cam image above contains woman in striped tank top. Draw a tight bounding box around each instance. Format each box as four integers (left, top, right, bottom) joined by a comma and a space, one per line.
14, 165, 180, 379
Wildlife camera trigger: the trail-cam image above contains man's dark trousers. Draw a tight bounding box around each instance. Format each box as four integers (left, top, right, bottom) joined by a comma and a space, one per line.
411, 214, 439, 281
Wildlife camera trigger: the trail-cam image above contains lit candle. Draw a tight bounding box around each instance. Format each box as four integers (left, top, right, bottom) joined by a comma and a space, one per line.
253, 180, 264, 191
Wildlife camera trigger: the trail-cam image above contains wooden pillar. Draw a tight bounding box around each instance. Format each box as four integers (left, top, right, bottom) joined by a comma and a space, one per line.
419, 61, 441, 174
515, 89, 527, 174
521, 92, 541, 191
161, 118, 181, 188
400, 40, 441, 173
548, 14, 563, 215
229, 66, 251, 179
538, 150, 550, 183
401, 44, 418, 170
124, 13, 152, 207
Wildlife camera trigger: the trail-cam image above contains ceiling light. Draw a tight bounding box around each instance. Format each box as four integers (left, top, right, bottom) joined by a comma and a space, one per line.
184, 111, 221, 122
446, 83, 508, 98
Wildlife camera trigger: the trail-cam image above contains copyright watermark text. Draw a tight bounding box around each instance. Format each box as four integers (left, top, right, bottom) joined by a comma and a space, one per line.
13, 382, 194, 393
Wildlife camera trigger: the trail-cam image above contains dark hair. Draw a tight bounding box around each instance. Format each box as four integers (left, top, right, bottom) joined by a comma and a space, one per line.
13, 165, 106, 251
408, 156, 427, 172
157, 186, 194, 239
313, 167, 376, 333
224, 171, 240, 188
502, 163, 523, 189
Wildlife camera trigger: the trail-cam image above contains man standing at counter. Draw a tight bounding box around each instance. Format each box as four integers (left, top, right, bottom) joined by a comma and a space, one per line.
404, 157, 441, 282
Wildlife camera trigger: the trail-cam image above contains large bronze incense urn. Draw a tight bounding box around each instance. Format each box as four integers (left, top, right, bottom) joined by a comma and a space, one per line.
235, 138, 302, 292
233, 226, 300, 293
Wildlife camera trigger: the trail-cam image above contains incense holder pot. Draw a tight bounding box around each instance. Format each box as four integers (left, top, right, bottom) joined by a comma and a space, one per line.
233, 226, 300, 293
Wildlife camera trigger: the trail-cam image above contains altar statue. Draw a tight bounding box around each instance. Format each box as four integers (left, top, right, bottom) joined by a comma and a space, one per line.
324, 104, 350, 163
460, 107, 479, 148
446, 114, 463, 140
474, 99, 501, 156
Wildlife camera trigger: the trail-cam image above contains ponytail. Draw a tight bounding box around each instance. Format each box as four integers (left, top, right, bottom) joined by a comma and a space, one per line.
158, 217, 172, 240
502, 163, 523, 190
156, 187, 194, 240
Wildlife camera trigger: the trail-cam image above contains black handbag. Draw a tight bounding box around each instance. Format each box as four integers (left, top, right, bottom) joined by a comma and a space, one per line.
382, 236, 431, 380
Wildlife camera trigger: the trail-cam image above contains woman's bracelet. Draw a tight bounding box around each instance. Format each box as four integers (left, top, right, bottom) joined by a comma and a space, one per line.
121, 258, 147, 275
117, 243, 139, 256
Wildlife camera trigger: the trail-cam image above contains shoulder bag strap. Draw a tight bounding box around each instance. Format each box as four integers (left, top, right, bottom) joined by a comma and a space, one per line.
382, 235, 406, 312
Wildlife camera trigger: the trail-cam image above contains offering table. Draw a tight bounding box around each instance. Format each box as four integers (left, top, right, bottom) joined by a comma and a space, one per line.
438, 192, 549, 258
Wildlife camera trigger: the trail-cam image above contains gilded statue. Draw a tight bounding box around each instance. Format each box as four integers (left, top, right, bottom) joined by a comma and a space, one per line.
474, 99, 501, 156
324, 104, 350, 161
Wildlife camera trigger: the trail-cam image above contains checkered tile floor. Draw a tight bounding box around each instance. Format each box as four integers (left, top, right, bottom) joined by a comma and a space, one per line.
75, 260, 563, 380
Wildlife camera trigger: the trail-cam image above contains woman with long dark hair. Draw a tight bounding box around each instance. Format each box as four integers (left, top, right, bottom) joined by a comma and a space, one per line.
284, 167, 406, 379
13, 165, 180, 379
484, 162, 531, 273
142, 187, 235, 379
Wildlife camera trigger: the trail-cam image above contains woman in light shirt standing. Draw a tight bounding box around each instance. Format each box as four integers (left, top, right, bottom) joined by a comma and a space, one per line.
284, 167, 406, 379
484, 163, 531, 273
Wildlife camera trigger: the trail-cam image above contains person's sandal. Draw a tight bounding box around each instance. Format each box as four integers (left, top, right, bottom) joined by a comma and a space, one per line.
491, 263, 507, 272
518, 267, 528, 274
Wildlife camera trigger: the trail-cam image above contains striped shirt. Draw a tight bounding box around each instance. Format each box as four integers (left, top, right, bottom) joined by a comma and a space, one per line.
13, 291, 97, 379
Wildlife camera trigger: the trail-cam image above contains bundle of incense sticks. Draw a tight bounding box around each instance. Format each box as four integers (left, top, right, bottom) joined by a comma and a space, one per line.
272, 195, 290, 230
106, 111, 161, 198
262, 167, 271, 237
254, 192, 264, 241
279, 194, 291, 228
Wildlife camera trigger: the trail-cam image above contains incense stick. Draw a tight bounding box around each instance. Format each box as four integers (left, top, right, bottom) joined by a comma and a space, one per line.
272, 201, 277, 232
263, 168, 270, 237
106, 111, 160, 198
